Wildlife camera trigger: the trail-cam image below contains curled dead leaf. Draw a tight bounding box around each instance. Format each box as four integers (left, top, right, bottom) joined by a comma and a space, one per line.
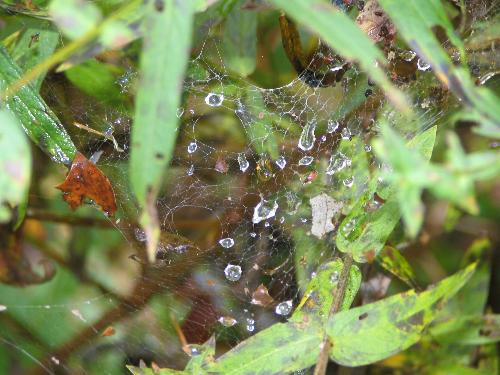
251, 284, 275, 307
56, 152, 117, 216
101, 326, 116, 337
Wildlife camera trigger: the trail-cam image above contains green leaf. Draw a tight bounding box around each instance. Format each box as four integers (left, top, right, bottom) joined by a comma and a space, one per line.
292, 258, 361, 321
127, 366, 184, 374
268, 0, 409, 112
129, 0, 196, 262
430, 314, 500, 346
222, 0, 257, 77
336, 125, 436, 262
11, 23, 59, 91
0, 110, 31, 223
378, 247, 418, 288
49, 0, 102, 40
326, 263, 476, 366
0, 46, 76, 164
379, 0, 500, 136
204, 319, 323, 374
65, 59, 125, 105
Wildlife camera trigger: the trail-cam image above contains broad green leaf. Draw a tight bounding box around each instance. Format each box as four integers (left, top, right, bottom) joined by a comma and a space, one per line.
268, 0, 409, 112
292, 258, 361, 321
336, 125, 436, 262
223, 0, 257, 77
65, 59, 125, 105
0, 46, 76, 164
49, 0, 102, 40
204, 319, 323, 374
130, 0, 196, 262
0, 110, 31, 222
326, 263, 476, 366
378, 247, 418, 288
293, 227, 326, 292
11, 24, 59, 91
379, 0, 500, 136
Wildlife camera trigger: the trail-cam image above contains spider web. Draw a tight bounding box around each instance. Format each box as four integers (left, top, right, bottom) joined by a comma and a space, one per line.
0, 2, 494, 374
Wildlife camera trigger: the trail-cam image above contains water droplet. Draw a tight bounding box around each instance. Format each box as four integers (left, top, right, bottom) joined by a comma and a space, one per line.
326, 152, 351, 175
0, 305, 6, 312
298, 120, 317, 151
238, 153, 249, 172
134, 228, 146, 242
205, 92, 224, 107
343, 176, 354, 188
249, 232, 257, 238
186, 345, 201, 356
176, 107, 184, 118
256, 158, 274, 181
275, 300, 293, 316
298, 156, 314, 166
341, 127, 352, 140
275, 156, 287, 170
246, 318, 255, 332
252, 199, 279, 224
187, 142, 198, 154
219, 237, 235, 248
224, 264, 242, 281
400, 50, 416, 62
330, 271, 339, 283
364, 144, 372, 152
327, 120, 340, 133
218, 316, 237, 327
342, 219, 356, 236
186, 164, 194, 176
417, 58, 431, 71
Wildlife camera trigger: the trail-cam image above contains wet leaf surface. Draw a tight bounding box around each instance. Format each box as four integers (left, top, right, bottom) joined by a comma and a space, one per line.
56, 152, 117, 216
0, 46, 76, 164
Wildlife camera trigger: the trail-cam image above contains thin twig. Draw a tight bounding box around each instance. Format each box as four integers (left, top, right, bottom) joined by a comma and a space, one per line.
314, 254, 354, 375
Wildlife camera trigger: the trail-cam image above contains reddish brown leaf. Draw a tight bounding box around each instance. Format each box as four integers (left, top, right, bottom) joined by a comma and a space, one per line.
56, 152, 117, 216
250, 284, 275, 307
101, 326, 116, 337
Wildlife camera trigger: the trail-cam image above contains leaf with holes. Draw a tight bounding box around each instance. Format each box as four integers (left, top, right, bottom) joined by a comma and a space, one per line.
326, 263, 476, 366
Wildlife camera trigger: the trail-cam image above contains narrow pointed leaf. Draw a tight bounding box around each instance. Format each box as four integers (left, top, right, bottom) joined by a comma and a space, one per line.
130, 0, 196, 262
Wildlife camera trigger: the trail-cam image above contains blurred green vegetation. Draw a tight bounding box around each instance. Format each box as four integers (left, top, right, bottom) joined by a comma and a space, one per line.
0, 0, 499, 374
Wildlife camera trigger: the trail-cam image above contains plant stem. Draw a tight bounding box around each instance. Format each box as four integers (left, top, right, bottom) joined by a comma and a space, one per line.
313, 253, 354, 375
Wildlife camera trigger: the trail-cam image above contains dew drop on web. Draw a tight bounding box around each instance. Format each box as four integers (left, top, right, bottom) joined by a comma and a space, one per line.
252, 199, 278, 224
327, 119, 340, 133
238, 153, 249, 172
187, 141, 198, 154
326, 152, 351, 175
275, 300, 293, 316
219, 237, 235, 248
275, 155, 287, 170
298, 156, 314, 166
224, 264, 242, 281
205, 92, 224, 107
298, 119, 317, 151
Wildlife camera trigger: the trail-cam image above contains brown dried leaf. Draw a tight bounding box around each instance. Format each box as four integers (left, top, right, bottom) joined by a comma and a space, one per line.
101, 326, 116, 337
56, 152, 117, 216
251, 284, 275, 307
